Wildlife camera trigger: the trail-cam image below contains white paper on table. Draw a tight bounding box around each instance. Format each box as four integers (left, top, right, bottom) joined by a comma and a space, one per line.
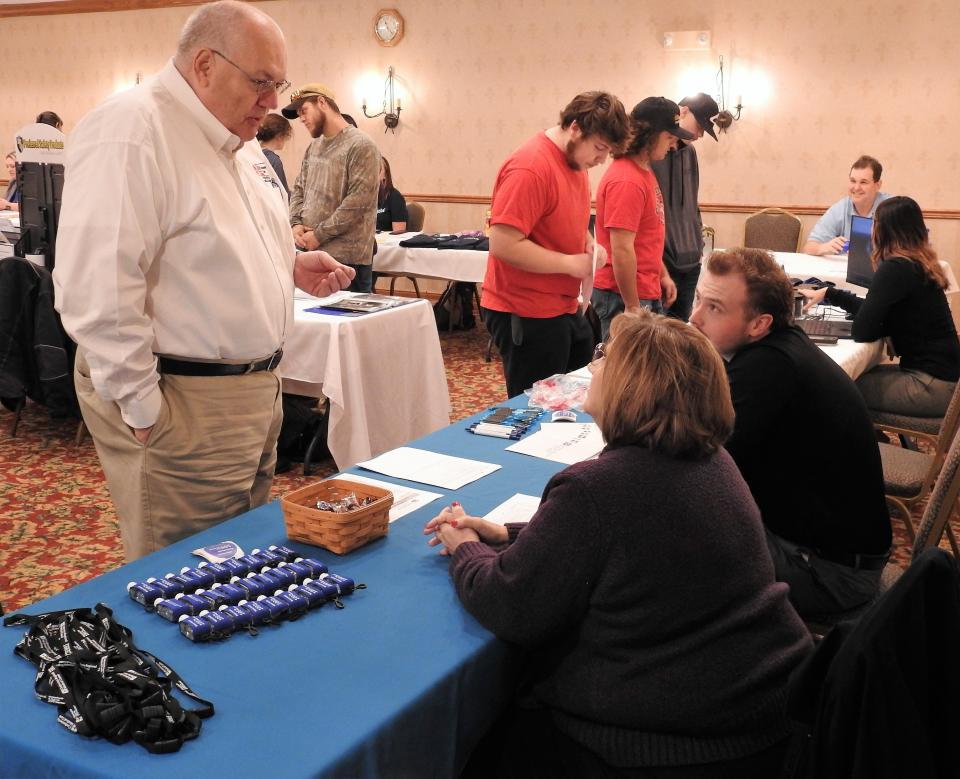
334, 472, 442, 523
506, 422, 604, 465
357, 446, 501, 490
483, 493, 541, 526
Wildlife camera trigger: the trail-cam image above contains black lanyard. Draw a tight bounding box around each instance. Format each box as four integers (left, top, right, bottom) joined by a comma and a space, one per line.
3, 602, 214, 754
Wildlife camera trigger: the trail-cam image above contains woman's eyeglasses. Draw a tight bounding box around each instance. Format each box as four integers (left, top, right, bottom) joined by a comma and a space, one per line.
591, 342, 606, 363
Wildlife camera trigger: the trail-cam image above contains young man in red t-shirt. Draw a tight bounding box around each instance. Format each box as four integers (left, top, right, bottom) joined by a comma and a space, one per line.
480, 92, 629, 398
591, 97, 694, 340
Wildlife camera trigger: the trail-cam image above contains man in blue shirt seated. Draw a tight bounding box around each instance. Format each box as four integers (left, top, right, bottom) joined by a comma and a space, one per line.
690, 247, 892, 620
802, 155, 891, 256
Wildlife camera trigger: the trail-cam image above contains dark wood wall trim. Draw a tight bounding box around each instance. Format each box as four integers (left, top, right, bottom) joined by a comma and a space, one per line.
0, 0, 276, 19
406, 193, 960, 221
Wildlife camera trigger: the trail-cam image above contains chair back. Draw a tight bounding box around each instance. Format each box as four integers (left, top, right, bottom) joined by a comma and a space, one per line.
913, 425, 960, 559
920, 379, 960, 490
406, 201, 425, 232
743, 208, 803, 252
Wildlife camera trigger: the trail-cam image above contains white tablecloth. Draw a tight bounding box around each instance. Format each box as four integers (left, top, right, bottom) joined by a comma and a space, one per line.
374, 232, 487, 282
280, 295, 451, 469
774, 251, 885, 380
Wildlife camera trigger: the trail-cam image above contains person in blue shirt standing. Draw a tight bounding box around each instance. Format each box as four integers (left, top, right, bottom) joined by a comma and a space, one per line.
802, 155, 891, 256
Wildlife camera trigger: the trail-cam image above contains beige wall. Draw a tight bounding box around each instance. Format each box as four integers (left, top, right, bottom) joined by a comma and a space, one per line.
3, 0, 960, 264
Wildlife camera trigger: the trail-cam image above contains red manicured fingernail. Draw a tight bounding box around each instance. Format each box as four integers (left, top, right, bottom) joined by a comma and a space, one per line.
450, 520, 458, 527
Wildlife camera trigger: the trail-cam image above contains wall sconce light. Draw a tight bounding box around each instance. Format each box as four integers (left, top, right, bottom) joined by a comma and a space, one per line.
662, 30, 711, 51
713, 55, 742, 132
362, 65, 402, 133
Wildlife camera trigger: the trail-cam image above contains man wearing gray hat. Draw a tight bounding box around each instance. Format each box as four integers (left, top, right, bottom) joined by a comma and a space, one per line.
651, 93, 719, 321
283, 83, 380, 292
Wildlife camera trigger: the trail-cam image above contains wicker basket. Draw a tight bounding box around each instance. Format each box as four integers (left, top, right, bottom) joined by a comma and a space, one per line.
281, 478, 393, 554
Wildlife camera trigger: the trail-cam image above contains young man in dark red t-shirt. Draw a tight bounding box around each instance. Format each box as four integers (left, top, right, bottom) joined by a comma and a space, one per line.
480, 92, 629, 398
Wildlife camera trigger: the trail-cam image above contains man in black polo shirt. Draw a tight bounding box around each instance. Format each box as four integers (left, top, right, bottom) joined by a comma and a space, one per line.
690, 246, 891, 619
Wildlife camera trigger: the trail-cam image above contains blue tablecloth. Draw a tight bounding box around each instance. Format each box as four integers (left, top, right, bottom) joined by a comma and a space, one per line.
0, 398, 572, 778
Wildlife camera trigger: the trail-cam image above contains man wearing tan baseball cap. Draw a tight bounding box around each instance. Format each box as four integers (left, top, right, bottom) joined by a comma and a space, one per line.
284, 82, 380, 291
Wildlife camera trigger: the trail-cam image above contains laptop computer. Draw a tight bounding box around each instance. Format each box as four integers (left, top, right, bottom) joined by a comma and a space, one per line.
846, 214, 874, 287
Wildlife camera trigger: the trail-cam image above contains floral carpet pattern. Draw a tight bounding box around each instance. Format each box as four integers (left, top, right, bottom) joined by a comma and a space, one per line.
0, 325, 507, 613
1, 320, 955, 613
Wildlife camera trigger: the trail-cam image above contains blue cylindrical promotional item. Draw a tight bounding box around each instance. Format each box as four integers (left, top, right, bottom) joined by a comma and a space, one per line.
220, 603, 255, 629
237, 599, 273, 626
324, 573, 356, 595
277, 561, 314, 582
301, 578, 339, 602
274, 589, 310, 615
294, 582, 333, 608
156, 595, 197, 622
294, 557, 329, 577
179, 566, 216, 589
211, 581, 249, 605
197, 561, 236, 583
250, 549, 284, 566
255, 594, 290, 622
127, 580, 166, 606
218, 558, 248, 577
238, 573, 277, 599
179, 614, 212, 641
267, 544, 300, 561
260, 567, 297, 589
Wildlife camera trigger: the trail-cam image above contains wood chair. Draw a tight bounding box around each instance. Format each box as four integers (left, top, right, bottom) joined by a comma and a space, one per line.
878, 380, 960, 553
383, 201, 426, 297
743, 208, 803, 253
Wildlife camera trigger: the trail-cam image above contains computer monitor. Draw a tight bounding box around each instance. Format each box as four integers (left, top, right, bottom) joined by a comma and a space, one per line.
14, 160, 64, 272
846, 214, 874, 288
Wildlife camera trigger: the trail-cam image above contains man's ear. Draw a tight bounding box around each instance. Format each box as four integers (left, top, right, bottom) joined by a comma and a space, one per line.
193, 49, 216, 88
746, 312, 774, 341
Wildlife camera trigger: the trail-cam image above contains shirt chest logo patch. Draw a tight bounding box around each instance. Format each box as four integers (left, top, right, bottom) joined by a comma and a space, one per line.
253, 162, 280, 189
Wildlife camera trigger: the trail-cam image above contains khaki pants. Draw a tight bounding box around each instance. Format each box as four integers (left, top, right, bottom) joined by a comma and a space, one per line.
75, 352, 283, 561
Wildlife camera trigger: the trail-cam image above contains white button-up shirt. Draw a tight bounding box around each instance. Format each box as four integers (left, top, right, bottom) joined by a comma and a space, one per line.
54, 61, 294, 429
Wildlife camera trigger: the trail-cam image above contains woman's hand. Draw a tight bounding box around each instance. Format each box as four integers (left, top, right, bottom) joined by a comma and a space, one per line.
796, 286, 828, 312
423, 503, 508, 555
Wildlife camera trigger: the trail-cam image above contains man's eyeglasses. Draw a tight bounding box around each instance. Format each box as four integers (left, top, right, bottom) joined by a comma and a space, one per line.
591, 342, 606, 363
211, 50, 291, 95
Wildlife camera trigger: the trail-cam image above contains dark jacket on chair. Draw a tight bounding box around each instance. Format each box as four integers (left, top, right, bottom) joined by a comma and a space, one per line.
787, 548, 960, 778
0, 256, 78, 417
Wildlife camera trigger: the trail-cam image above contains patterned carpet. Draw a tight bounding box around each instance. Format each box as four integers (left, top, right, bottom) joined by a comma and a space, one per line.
0, 324, 507, 613
0, 319, 954, 613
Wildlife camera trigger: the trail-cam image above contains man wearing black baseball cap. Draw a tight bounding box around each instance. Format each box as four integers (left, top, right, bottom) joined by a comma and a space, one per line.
591, 97, 694, 339
652, 92, 720, 321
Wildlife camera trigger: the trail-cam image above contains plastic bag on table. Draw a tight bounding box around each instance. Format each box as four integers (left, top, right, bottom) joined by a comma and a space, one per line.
525, 373, 590, 411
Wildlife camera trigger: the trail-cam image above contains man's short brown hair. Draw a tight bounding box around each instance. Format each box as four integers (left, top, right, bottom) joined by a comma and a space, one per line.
593, 311, 734, 459
851, 155, 882, 181
705, 247, 794, 330
559, 91, 629, 153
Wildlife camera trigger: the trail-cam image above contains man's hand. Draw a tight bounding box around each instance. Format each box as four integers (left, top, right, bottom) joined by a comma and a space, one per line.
661, 273, 678, 309
299, 229, 321, 251
566, 252, 596, 280
294, 250, 356, 297
132, 425, 154, 444
807, 236, 846, 256
593, 243, 608, 272
292, 224, 307, 245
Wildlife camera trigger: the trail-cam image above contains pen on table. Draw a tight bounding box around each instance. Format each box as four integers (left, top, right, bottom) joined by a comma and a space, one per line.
468, 422, 522, 439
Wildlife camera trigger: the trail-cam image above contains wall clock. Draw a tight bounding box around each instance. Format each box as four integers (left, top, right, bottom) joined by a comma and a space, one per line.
374, 8, 404, 47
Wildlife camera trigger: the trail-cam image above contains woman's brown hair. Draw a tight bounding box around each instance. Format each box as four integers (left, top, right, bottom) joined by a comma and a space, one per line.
872, 196, 948, 289
592, 311, 734, 459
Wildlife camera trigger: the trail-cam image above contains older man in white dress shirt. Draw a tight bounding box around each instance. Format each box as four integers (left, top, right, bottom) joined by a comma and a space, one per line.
54, 1, 354, 561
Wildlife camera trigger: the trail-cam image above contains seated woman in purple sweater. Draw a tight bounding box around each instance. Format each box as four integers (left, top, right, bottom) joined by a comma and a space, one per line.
425, 311, 811, 778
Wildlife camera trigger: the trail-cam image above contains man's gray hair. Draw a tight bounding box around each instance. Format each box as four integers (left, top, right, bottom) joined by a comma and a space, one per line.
175, 1, 270, 64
